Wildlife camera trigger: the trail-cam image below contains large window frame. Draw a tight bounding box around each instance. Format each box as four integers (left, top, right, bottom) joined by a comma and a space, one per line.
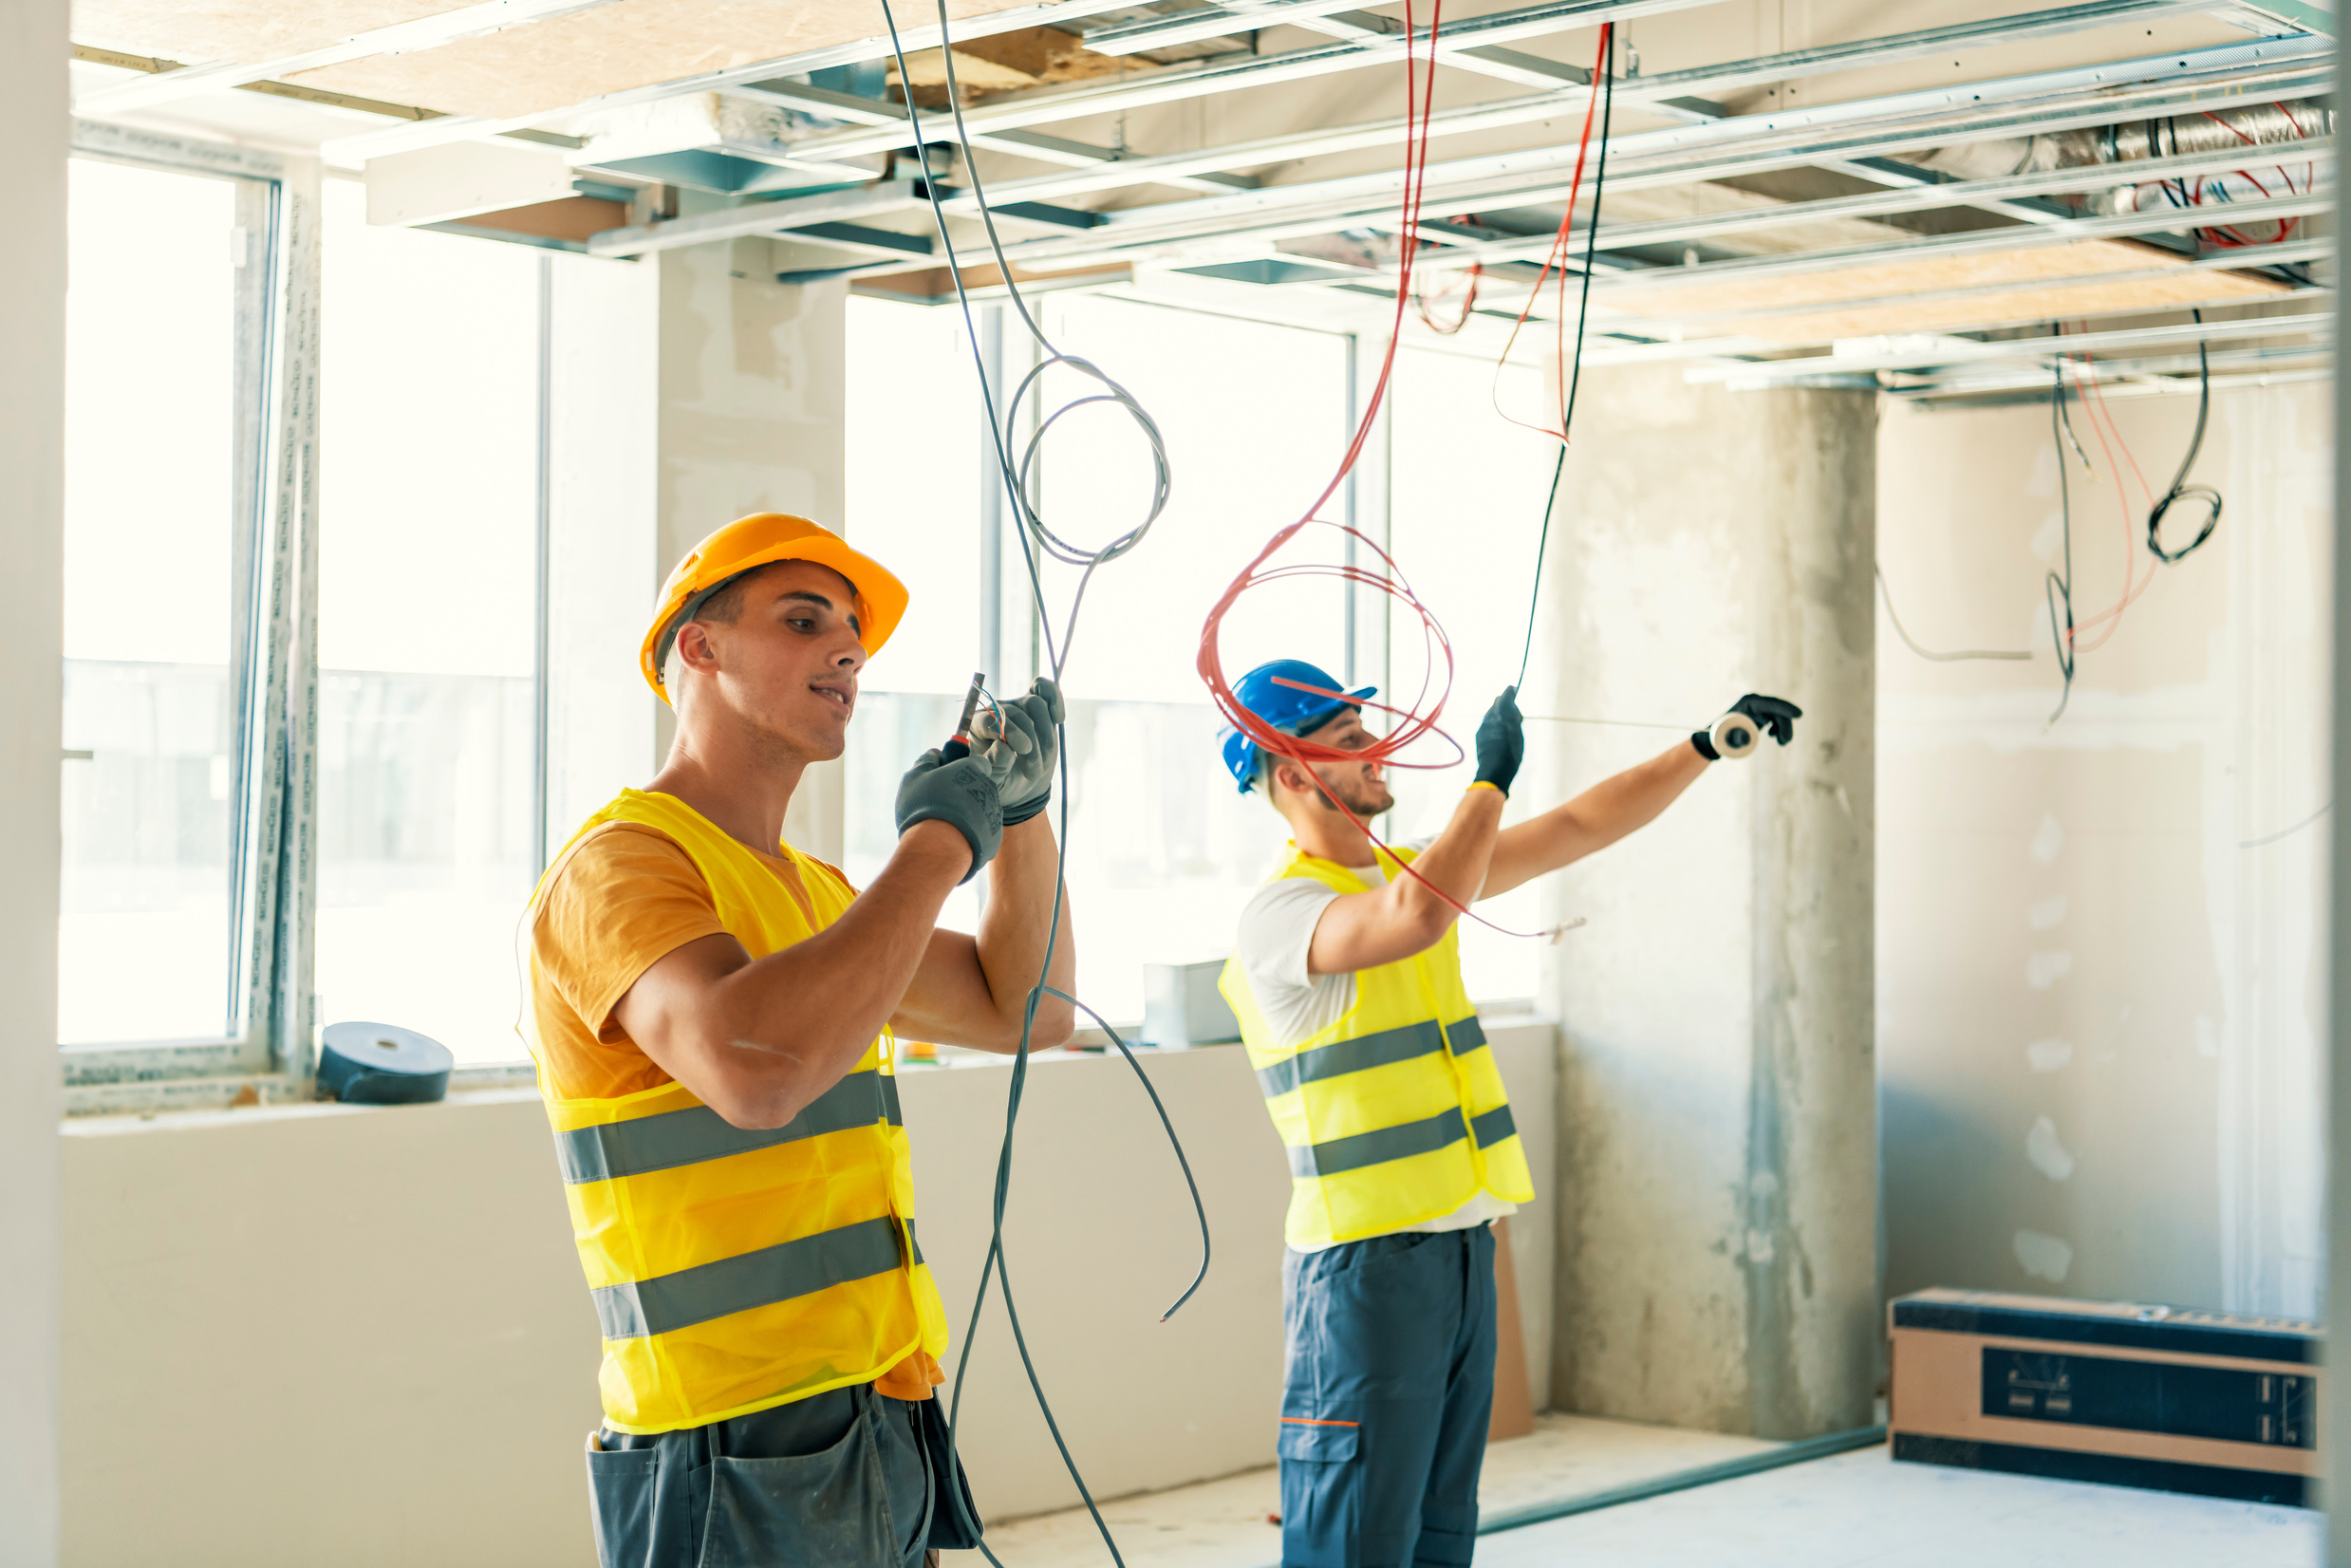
60, 121, 316, 1109
60, 127, 558, 1111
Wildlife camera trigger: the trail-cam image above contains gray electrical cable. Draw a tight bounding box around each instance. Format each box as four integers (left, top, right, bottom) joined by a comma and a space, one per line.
1875, 566, 2033, 663
872, 6, 1203, 1566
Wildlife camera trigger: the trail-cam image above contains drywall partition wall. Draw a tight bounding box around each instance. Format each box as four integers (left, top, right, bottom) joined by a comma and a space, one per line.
58, 1025, 1556, 1563
544, 249, 660, 844
1535, 364, 1879, 1441
653, 242, 849, 853
1876, 382, 2331, 1319
0, 4, 67, 1564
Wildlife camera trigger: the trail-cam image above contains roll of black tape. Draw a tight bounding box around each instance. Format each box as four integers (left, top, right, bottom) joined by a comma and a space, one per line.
319, 1021, 454, 1105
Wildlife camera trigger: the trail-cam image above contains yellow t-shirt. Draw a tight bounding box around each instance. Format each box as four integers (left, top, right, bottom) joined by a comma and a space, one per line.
529, 820, 944, 1403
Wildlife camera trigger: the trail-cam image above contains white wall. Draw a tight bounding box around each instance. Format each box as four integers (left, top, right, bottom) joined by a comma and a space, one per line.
59, 1024, 1554, 1565
1876, 382, 2331, 1317
1, 3, 66, 1564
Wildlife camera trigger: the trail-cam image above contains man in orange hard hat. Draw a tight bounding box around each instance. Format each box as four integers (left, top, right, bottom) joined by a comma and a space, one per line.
523, 513, 1073, 1568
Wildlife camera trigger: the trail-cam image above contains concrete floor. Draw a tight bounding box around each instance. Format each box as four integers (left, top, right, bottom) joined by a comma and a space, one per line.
1477, 1445, 2315, 1567
950, 1417, 2316, 1568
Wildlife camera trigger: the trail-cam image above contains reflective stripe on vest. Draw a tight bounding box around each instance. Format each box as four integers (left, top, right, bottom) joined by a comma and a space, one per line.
1221, 842, 1535, 1248
553, 1069, 905, 1185
528, 789, 951, 1435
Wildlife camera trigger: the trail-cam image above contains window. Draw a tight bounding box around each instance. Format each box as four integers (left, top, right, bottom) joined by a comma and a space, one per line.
843, 295, 1353, 1024
314, 180, 544, 1066
1388, 349, 1565, 1004
60, 143, 275, 1067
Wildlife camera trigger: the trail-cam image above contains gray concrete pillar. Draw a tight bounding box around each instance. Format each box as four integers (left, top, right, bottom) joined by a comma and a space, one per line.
1534, 364, 1877, 1439
650, 242, 849, 856
0, 2, 66, 1561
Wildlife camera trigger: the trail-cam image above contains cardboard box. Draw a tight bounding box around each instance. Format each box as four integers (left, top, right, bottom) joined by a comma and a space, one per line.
1889, 1287, 2316, 1507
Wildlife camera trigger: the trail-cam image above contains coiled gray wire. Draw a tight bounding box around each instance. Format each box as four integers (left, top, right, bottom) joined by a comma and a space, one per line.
871, 5, 1203, 1566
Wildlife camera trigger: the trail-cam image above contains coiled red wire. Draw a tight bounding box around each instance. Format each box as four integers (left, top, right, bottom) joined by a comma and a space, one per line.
1197, 0, 1568, 938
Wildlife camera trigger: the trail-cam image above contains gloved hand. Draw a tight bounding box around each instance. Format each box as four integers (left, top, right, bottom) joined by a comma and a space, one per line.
972, 678, 1065, 827
1473, 686, 1524, 797
896, 741, 1016, 883
1691, 693, 1802, 760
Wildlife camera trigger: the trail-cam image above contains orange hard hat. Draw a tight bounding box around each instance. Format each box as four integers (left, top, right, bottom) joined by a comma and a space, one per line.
641, 513, 909, 704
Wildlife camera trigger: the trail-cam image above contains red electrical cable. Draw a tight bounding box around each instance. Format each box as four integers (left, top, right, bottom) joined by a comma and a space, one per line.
1197, 0, 1561, 942
1489, 24, 1614, 439
2065, 339, 2158, 651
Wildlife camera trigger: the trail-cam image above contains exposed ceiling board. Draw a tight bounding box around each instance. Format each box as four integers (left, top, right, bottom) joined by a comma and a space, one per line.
1728, 268, 2296, 345
285, 0, 1051, 121
1602, 237, 2248, 319
71, 1, 457, 66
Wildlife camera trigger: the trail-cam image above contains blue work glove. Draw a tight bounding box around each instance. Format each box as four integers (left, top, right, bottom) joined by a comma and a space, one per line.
1473, 686, 1524, 797
896, 742, 1015, 883
973, 678, 1066, 827
1691, 693, 1802, 759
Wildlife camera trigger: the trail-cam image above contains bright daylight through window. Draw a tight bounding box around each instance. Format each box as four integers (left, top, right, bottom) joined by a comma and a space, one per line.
60, 158, 252, 1048
315, 180, 541, 1066
847, 292, 1374, 1026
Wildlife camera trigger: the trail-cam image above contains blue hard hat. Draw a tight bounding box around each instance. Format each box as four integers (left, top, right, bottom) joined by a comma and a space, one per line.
1219, 659, 1378, 793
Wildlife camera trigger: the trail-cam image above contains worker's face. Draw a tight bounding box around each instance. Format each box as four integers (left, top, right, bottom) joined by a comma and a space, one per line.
1279, 708, 1394, 817
675, 560, 867, 762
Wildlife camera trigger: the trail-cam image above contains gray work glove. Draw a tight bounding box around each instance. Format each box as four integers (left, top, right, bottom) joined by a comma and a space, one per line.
1472, 686, 1524, 797
896, 742, 1015, 883
973, 678, 1066, 827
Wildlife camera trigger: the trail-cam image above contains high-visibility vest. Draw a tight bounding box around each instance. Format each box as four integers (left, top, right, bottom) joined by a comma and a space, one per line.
526, 788, 950, 1436
1221, 842, 1534, 1249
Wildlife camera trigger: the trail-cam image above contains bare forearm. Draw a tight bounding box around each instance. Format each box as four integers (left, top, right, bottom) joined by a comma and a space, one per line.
1389, 786, 1504, 929
971, 815, 1077, 1050
1485, 740, 1708, 896
705, 823, 968, 1121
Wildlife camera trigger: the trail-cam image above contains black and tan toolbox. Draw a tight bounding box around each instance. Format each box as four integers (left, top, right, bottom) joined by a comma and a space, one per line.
1889, 1287, 2316, 1506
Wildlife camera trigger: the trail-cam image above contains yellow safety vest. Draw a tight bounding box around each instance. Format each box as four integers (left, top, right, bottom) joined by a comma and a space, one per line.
1221, 842, 1534, 1249
526, 788, 950, 1435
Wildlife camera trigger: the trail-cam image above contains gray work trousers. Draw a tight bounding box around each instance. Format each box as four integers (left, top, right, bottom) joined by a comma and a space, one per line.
586, 1381, 947, 1568
1278, 1224, 1499, 1568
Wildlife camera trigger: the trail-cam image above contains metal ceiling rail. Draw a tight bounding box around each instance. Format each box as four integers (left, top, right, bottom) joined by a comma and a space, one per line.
736, 79, 1260, 194
944, 59, 2333, 275
1563, 289, 2333, 370
1896, 345, 2332, 401
1686, 308, 2330, 382
787, 0, 2235, 166
903, 0, 2245, 213
316, 0, 1139, 163
1342, 139, 2338, 277
1573, 255, 2336, 337
1040, 32, 2331, 239
781, 0, 1732, 164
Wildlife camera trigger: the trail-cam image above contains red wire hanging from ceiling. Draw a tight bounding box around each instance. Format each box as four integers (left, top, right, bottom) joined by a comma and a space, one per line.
1196, 1, 1585, 938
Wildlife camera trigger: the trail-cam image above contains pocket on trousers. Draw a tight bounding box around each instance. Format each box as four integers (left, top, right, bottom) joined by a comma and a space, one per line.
699, 1398, 903, 1568
1277, 1419, 1361, 1463
585, 1435, 661, 1568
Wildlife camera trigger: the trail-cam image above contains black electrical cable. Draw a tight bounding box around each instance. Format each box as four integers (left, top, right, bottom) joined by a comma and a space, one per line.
1513, 40, 1614, 696
872, 4, 1209, 1564
2043, 343, 2079, 725
2147, 308, 2223, 564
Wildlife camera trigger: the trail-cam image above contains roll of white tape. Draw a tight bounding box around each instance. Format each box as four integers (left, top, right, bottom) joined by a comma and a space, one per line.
1711, 712, 1760, 760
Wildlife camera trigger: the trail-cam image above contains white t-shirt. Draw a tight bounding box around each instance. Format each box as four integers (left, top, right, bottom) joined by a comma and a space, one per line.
1234, 839, 1518, 1253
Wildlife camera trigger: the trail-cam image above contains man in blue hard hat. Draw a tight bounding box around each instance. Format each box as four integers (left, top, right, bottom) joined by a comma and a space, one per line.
1217, 659, 1800, 1568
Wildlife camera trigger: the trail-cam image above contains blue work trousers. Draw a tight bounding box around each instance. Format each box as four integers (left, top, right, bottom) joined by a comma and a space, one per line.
1279, 1223, 1498, 1568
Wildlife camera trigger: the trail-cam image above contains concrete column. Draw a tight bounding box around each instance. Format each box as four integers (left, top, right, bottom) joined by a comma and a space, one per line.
651, 241, 849, 857
0, 2, 66, 1561
1535, 364, 1877, 1440
2325, 112, 2351, 1561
